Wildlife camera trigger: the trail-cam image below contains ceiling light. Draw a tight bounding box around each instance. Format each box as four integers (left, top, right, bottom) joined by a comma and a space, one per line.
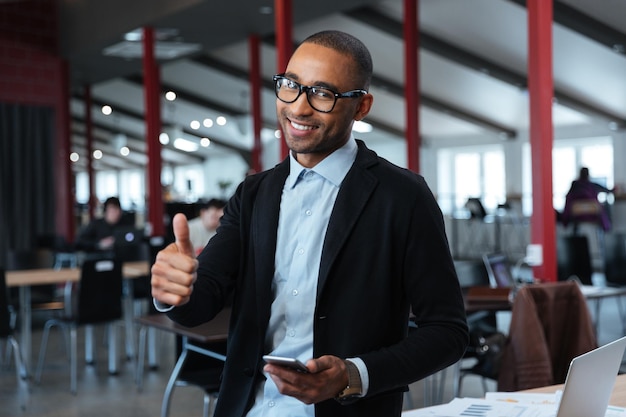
165, 91, 177, 101
190, 120, 201, 130
200, 137, 211, 147
203, 118, 213, 128
216, 116, 227, 126
120, 146, 130, 156
93, 150, 103, 159
173, 138, 199, 152
352, 120, 373, 133
103, 40, 201, 60
102, 105, 112, 115
159, 132, 170, 145
70, 152, 79, 162
123, 28, 180, 42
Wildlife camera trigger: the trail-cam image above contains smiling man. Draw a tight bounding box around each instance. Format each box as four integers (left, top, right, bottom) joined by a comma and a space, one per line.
151, 30, 468, 417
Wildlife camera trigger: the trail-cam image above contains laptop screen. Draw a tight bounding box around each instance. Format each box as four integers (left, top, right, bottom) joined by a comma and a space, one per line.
482, 253, 516, 288
113, 227, 145, 262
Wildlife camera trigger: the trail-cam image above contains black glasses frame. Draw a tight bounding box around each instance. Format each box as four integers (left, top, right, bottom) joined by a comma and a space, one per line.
272, 74, 367, 113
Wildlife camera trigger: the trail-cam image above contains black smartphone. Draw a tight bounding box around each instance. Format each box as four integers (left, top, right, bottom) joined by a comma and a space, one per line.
262, 355, 309, 373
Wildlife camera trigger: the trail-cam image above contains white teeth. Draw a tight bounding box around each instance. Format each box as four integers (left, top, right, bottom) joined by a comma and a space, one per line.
291, 121, 314, 131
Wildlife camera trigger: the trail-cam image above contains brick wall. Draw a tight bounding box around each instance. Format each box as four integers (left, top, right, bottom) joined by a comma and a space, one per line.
0, 0, 62, 105
0, 0, 74, 239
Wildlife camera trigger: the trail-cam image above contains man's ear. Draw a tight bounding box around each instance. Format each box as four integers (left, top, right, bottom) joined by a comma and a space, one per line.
354, 94, 373, 121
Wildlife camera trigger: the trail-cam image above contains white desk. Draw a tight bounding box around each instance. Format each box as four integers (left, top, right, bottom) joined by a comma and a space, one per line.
6, 261, 149, 373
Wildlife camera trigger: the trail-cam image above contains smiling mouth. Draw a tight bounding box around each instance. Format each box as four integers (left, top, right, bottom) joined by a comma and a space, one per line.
290, 120, 316, 131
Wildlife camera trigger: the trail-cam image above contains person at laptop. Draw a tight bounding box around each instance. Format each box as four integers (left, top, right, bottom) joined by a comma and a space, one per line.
187, 198, 226, 256
75, 196, 126, 259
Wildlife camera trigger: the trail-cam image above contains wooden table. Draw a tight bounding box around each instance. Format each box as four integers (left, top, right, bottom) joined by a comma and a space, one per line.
522, 373, 626, 407
6, 260, 150, 373
134, 309, 230, 417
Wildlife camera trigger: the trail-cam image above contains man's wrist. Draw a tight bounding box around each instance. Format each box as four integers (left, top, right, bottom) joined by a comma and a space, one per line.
335, 359, 363, 404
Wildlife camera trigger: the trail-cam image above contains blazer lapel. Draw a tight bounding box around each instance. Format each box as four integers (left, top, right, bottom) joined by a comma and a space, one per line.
317, 142, 378, 297
253, 159, 289, 322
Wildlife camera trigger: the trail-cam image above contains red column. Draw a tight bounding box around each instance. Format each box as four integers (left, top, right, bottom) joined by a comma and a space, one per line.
142, 27, 164, 237
57, 59, 75, 241
404, 0, 420, 172
528, 0, 557, 281
249, 34, 263, 173
275, 0, 292, 159
84, 84, 97, 220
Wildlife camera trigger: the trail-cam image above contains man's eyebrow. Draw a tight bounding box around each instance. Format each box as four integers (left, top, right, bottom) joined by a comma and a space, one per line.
282, 72, 339, 91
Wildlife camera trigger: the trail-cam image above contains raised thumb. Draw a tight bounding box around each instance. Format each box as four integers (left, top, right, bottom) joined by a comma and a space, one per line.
172, 213, 194, 257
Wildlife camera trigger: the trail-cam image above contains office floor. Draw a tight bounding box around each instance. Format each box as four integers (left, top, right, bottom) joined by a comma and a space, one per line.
2, 286, 625, 417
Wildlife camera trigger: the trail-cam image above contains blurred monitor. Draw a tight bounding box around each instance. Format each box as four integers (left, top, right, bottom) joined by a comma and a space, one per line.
113, 226, 145, 262
482, 253, 515, 288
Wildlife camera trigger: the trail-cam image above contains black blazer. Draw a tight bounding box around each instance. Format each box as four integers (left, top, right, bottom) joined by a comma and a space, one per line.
168, 140, 468, 417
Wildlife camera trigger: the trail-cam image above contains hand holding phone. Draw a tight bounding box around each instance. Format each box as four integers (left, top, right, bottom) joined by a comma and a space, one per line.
263, 355, 309, 373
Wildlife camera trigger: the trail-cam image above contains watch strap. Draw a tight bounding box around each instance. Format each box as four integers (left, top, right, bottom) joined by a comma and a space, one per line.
335, 360, 363, 403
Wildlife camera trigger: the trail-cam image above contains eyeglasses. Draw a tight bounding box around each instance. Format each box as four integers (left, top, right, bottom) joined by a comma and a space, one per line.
272, 74, 367, 113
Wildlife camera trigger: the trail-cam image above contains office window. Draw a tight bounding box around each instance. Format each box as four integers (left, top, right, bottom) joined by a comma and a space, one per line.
522, 137, 613, 214
119, 169, 145, 210
437, 146, 506, 215
553, 139, 613, 210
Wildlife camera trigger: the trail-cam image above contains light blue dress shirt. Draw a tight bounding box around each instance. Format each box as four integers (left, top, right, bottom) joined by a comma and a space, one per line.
247, 137, 367, 417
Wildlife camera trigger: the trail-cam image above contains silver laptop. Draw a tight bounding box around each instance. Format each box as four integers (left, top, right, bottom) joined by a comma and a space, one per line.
556, 336, 626, 417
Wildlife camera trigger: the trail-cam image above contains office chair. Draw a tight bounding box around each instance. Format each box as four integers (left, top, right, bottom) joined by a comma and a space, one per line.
167, 339, 226, 417
497, 281, 597, 391
603, 233, 626, 287
557, 235, 593, 286
35, 258, 123, 394
0, 269, 29, 410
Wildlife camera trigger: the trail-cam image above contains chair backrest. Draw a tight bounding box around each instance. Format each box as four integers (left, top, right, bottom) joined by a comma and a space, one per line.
557, 235, 593, 286
454, 259, 490, 290
603, 233, 626, 286
76, 259, 123, 325
497, 281, 597, 391
0, 269, 12, 337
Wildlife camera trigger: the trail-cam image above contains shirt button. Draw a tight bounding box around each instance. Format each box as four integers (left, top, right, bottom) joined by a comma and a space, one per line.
305, 209, 312, 216
288, 329, 296, 337
298, 248, 305, 255
292, 289, 299, 296
268, 401, 275, 407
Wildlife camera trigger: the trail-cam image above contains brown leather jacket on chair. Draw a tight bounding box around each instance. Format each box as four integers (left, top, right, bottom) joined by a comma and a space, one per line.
497, 281, 597, 391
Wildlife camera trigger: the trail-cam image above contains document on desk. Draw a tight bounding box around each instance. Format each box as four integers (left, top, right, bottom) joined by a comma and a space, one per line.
402, 398, 551, 417
401, 396, 626, 417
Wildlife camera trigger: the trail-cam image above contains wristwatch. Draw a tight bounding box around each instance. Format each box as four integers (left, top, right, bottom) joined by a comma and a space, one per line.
335, 360, 363, 404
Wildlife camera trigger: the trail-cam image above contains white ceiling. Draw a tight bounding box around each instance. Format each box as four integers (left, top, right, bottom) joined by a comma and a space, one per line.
59, 0, 626, 171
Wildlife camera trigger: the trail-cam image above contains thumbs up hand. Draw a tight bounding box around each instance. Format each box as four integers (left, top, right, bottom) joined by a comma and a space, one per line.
151, 213, 199, 306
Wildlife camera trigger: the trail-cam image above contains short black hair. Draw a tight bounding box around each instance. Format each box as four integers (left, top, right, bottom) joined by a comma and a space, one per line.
103, 197, 121, 210
300, 30, 373, 90
199, 198, 227, 211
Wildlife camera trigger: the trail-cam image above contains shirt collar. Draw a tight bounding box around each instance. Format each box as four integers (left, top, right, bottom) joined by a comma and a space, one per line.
286, 135, 358, 189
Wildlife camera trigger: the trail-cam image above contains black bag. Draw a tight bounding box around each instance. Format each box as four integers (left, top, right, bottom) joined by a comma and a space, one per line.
468, 331, 506, 379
